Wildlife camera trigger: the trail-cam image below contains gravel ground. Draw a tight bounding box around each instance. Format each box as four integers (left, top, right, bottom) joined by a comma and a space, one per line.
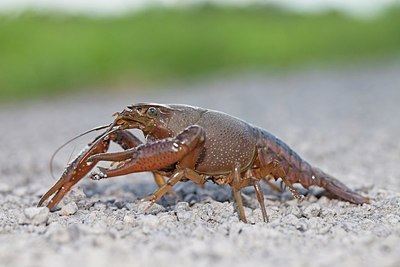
1, 63, 400, 267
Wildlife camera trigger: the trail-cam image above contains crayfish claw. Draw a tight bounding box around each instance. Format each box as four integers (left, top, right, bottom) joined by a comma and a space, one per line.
38, 132, 112, 210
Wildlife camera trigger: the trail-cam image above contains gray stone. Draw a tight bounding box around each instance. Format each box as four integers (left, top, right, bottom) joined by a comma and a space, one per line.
0, 183, 11, 193
23, 207, 49, 225
45, 223, 80, 243
123, 215, 135, 224
303, 203, 321, 218
59, 202, 78, 216
286, 205, 302, 218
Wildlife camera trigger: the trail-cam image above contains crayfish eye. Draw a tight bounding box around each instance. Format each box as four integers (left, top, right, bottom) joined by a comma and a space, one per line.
146, 107, 159, 118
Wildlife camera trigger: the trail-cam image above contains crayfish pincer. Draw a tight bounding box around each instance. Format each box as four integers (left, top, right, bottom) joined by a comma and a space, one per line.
38, 103, 369, 223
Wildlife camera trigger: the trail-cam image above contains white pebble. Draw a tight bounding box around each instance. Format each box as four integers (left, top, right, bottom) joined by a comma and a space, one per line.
123, 215, 134, 224
23, 207, 49, 225
0, 183, 10, 193
303, 203, 321, 218
286, 205, 302, 218
137, 201, 165, 214
59, 202, 78, 216
174, 202, 190, 213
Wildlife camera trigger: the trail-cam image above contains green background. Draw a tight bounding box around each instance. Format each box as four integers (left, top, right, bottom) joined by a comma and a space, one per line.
1, 6, 400, 101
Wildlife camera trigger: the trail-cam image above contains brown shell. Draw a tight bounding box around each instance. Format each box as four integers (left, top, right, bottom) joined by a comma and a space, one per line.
194, 110, 257, 175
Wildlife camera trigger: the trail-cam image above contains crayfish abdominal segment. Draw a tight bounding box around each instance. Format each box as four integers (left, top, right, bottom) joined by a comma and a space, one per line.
38, 103, 369, 222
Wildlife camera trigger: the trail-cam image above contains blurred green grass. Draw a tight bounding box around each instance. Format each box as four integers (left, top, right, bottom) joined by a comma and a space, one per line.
1, 6, 400, 101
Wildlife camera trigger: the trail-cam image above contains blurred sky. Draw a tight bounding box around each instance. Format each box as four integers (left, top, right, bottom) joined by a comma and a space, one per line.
0, 0, 398, 17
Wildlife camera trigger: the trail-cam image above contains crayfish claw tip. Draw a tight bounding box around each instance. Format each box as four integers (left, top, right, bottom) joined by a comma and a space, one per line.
143, 201, 156, 212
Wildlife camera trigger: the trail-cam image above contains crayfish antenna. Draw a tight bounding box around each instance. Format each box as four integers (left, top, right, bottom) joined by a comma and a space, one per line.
41, 125, 124, 210
49, 124, 111, 180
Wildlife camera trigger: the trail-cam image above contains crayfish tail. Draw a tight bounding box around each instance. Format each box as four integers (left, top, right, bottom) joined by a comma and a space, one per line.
312, 168, 369, 204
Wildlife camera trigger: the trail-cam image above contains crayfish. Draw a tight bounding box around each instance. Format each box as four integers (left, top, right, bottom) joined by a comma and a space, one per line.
38, 103, 369, 223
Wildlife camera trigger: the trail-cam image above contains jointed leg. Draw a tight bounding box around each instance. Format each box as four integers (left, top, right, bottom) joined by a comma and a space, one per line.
262, 176, 282, 192
280, 174, 304, 201
235, 177, 269, 223
142, 168, 205, 210
232, 162, 248, 223
253, 180, 269, 222
153, 172, 177, 199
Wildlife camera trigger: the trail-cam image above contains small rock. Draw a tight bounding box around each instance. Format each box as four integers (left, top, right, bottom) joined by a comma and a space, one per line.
0, 183, 10, 193
317, 196, 330, 205
90, 221, 108, 235
286, 205, 302, 218
295, 218, 309, 232
198, 203, 215, 221
386, 214, 399, 225
23, 207, 49, 225
58, 187, 87, 207
123, 215, 134, 224
140, 215, 160, 234
159, 214, 177, 224
125, 202, 137, 211
281, 214, 299, 226
330, 225, 348, 237
285, 199, 299, 206
373, 224, 392, 237
175, 207, 196, 223
59, 202, 78, 216
183, 193, 199, 203
45, 223, 80, 243
137, 201, 165, 214
308, 217, 330, 234
92, 202, 107, 211
174, 202, 189, 213
307, 195, 318, 203
14, 187, 28, 197
114, 201, 126, 209
114, 221, 125, 231
303, 203, 321, 218
320, 207, 336, 218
